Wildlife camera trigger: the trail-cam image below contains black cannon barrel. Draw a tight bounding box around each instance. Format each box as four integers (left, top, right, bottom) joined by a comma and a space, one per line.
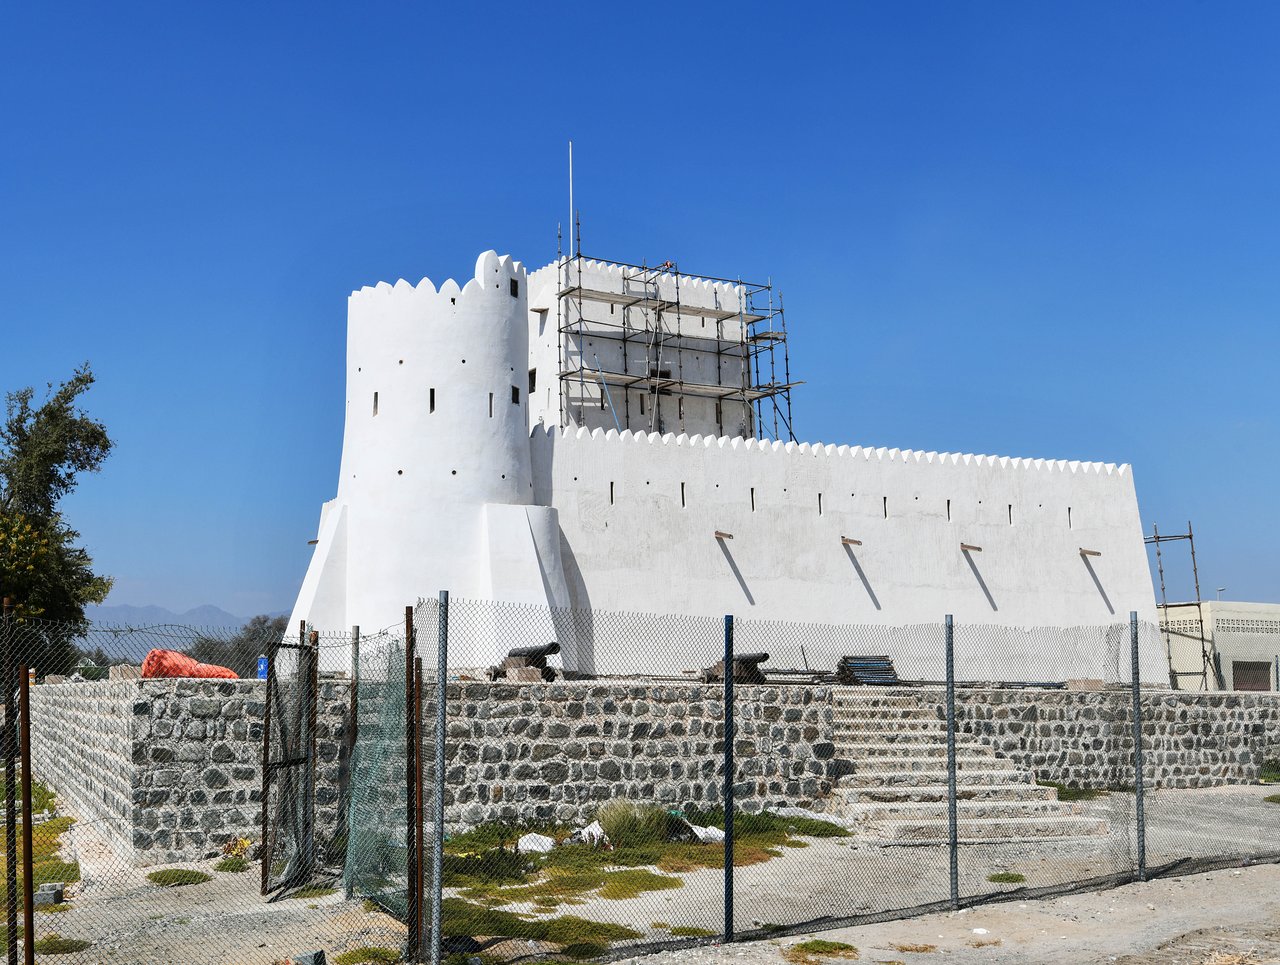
734, 652, 770, 665
508, 642, 561, 660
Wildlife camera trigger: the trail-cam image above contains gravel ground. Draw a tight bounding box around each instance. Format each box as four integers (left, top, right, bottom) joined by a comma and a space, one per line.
620, 863, 1280, 965
22, 785, 1280, 964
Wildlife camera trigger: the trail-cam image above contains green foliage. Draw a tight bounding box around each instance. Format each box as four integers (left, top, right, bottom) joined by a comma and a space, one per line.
213, 856, 248, 873
146, 869, 212, 887
1264, 793, 1280, 804
0, 366, 112, 670
287, 885, 337, 900
1261, 759, 1280, 783
784, 939, 860, 963
334, 948, 401, 965
987, 871, 1026, 884
596, 801, 689, 849
441, 897, 641, 950
31, 933, 93, 954
1037, 780, 1107, 802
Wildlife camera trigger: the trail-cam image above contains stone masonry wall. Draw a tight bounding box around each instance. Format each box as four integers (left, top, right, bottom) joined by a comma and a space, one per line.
26, 678, 1280, 868
30, 680, 135, 858
31, 678, 349, 865
912, 687, 1280, 789
437, 681, 836, 828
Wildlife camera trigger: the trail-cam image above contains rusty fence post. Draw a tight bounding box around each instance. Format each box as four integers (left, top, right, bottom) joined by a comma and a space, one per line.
3, 598, 15, 965
18, 663, 33, 965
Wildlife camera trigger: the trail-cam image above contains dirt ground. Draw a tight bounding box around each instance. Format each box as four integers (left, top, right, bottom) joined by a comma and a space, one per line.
28, 786, 1280, 963
625, 863, 1280, 965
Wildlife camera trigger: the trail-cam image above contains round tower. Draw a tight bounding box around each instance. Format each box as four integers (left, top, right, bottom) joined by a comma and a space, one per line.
300, 251, 534, 633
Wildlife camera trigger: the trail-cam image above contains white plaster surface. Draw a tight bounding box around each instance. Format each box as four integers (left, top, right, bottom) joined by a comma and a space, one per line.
290, 250, 1162, 680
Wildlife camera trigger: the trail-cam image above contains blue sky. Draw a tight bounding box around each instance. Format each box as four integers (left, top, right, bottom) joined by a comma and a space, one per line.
2, 2, 1276, 616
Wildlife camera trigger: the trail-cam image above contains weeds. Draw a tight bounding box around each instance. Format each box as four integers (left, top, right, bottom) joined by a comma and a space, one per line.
334, 948, 400, 965
891, 942, 937, 953
784, 938, 860, 963
987, 872, 1026, 884
214, 856, 249, 873
31, 933, 93, 954
146, 869, 212, 887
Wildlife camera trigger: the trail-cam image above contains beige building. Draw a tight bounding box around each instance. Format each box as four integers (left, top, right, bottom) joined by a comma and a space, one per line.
1162, 599, 1280, 691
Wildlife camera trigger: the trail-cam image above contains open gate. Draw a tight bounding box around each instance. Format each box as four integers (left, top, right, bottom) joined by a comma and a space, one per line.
260, 622, 320, 897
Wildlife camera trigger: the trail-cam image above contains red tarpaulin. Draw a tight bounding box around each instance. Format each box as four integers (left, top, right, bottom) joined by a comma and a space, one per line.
141, 649, 238, 680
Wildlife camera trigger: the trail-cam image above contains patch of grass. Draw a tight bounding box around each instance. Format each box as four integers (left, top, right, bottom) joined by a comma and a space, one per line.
1037, 780, 1106, 802
31, 933, 93, 954
891, 942, 937, 953
0, 773, 57, 815
784, 939, 860, 963
987, 872, 1026, 884
442, 897, 640, 951
146, 869, 212, 887
214, 856, 249, 873
1264, 793, 1280, 804
288, 885, 337, 900
651, 921, 670, 929
597, 869, 683, 900
969, 938, 1002, 948
334, 948, 400, 965
1260, 759, 1280, 783
670, 926, 716, 937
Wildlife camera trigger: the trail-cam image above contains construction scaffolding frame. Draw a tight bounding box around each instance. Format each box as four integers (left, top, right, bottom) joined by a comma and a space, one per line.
1146, 521, 1222, 691
555, 251, 798, 441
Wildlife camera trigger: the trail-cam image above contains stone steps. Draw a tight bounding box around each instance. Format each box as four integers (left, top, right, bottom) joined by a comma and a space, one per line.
838, 782, 1058, 804
841, 767, 1034, 788
835, 741, 996, 760
841, 797, 1084, 823
870, 814, 1111, 844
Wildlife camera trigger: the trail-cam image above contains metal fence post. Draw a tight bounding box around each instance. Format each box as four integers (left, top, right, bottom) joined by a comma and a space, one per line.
945, 614, 959, 910
723, 613, 735, 942
2, 598, 16, 965
404, 605, 419, 962
430, 590, 449, 965
18, 663, 33, 965
259, 631, 278, 897
1130, 610, 1147, 881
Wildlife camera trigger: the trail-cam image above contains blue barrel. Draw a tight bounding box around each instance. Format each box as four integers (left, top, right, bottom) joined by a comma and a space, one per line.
257, 655, 268, 680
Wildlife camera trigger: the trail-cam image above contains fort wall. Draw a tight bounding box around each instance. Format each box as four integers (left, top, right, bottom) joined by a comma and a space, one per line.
532, 427, 1163, 679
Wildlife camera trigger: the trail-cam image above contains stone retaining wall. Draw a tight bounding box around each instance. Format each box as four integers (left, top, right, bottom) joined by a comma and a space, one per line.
26, 678, 1280, 867
437, 681, 836, 828
31, 678, 349, 865
911, 687, 1280, 788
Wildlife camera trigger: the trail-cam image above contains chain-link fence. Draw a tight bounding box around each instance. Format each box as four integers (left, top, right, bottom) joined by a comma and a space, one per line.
0, 597, 1276, 964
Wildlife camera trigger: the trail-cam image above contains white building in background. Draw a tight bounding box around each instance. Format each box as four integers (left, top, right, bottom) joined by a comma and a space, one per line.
289, 250, 1163, 680
1161, 600, 1280, 692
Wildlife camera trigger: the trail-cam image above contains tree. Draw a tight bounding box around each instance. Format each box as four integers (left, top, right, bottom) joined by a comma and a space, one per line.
0, 364, 113, 673
188, 614, 291, 679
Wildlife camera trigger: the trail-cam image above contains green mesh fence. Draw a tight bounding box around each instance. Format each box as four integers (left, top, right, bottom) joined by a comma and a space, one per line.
344, 626, 411, 919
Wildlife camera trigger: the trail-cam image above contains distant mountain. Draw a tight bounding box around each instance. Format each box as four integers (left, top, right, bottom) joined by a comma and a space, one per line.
85, 603, 251, 629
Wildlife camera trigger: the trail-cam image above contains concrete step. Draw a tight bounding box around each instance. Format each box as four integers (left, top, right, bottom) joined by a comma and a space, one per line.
867, 814, 1110, 843
838, 798, 1083, 823
833, 716, 946, 730
842, 768, 1033, 788
838, 782, 1058, 804
831, 726, 958, 742
835, 742, 996, 760
846, 756, 1021, 776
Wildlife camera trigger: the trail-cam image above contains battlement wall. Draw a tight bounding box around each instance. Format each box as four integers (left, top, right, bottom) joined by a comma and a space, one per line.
532, 426, 1161, 679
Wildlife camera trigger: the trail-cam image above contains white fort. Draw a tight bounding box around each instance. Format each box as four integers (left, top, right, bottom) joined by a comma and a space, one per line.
290, 250, 1162, 679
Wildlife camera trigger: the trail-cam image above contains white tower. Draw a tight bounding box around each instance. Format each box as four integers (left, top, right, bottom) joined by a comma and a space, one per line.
290, 252, 572, 663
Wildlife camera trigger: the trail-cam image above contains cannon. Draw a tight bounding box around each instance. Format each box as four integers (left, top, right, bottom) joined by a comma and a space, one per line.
487, 641, 561, 683
700, 652, 770, 685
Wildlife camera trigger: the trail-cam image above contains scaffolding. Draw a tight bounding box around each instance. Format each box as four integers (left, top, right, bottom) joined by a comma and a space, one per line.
1146, 521, 1223, 691
555, 251, 798, 440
